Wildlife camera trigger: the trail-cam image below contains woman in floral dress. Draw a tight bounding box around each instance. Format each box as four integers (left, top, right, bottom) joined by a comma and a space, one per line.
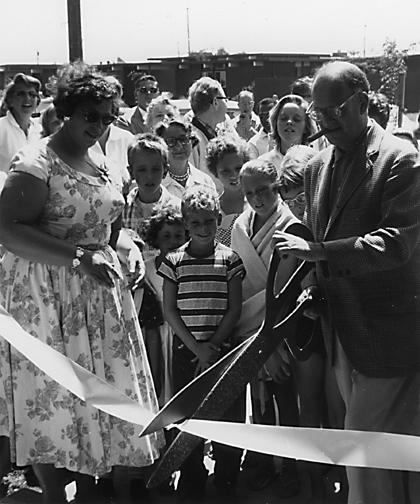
0, 62, 163, 503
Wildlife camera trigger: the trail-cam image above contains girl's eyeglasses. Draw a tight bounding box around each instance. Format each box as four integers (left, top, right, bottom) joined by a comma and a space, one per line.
282, 191, 306, 208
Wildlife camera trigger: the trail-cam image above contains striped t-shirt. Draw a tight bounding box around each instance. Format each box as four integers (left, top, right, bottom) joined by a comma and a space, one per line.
158, 241, 245, 341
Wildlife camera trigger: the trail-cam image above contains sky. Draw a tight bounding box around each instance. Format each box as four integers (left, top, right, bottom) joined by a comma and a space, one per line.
1, 0, 419, 65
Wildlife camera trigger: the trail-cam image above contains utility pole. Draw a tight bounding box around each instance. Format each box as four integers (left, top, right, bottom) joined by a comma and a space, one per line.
67, 0, 83, 62
187, 8, 191, 55
363, 25, 366, 58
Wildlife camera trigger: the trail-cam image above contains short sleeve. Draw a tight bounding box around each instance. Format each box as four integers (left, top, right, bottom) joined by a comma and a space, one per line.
157, 253, 178, 284
9, 142, 50, 182
227, 251, 246, 281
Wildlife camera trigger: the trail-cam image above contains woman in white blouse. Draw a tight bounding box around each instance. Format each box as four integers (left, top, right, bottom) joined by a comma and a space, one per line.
0, 73, 42, 174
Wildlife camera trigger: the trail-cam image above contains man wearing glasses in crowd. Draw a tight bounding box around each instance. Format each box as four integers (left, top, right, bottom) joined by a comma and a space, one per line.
116, 74, 160, 135
188, 76, 237, 192
272, 61, 420, 504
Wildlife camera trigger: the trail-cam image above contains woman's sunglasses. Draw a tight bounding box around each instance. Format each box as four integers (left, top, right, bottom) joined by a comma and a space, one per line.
165, 136, 191, 148
138, 86, 159, 95
80, 110, 117, 126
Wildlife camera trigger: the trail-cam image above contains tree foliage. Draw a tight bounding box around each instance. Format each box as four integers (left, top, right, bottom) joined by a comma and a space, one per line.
377, 39, 408, 104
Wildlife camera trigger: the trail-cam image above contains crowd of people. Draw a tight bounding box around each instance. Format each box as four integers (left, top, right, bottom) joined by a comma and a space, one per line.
0, 59, 419, 504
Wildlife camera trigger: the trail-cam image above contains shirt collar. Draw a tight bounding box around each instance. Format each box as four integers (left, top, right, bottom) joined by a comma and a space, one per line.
195, 117, 217, 138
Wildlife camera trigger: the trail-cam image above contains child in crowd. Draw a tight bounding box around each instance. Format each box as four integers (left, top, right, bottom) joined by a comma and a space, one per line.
158, 186, 245, 503
231, 158, 302, 499
122, 133, 180, 394
142, 204, 187, 406
206, 135, 250, 247
274, 145, 347, 501
123, 133, 180, 259
40, 103, 63, 137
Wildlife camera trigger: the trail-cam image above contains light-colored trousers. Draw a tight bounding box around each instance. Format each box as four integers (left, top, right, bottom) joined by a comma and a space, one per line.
334, 337, 420, 504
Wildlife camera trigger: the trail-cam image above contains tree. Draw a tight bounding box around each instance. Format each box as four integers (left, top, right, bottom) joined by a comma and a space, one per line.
189, 49, 212, 61
377, 39, 408, 104
216, 47, 229, 56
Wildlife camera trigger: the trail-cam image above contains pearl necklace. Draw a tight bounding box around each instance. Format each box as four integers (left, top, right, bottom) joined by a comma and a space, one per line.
169, 168, 189, 183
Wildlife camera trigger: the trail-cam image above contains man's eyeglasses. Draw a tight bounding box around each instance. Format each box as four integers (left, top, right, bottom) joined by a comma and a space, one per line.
165, 136, 191, 148
307, 91, 361, 122
80, 110, 117, 126
282, 191, 306, 209
138, 86, 159, 95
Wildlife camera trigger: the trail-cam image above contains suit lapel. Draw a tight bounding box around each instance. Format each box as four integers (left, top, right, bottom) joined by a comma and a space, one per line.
312, 149, 334, 240
132, 107, 146, 134
324, 124, 383, 237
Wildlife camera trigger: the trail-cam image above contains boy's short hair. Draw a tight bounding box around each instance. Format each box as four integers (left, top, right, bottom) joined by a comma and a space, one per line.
143, 204, 185, 249
127, 132, 169, 167
239, 158, 279, 185
181, 186, 220, 218
205, 134, 250, 177
277, 145, 316, 191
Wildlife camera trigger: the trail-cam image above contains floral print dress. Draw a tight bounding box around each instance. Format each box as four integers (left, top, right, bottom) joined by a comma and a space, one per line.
0, 141, 163, 476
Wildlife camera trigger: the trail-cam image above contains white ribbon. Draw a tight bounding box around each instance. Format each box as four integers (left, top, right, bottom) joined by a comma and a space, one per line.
178, 420, 420, 471
0, 305, 154, 427
1, 305, 420, 472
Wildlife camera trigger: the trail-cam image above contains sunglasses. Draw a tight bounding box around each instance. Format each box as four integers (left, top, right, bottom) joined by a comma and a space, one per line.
165, 136, 191, 148
80, 110, 117, 126
138, 86, 159, 94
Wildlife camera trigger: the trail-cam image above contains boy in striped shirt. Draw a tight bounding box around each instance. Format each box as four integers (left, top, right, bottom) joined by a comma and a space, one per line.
158, 185, 245, 503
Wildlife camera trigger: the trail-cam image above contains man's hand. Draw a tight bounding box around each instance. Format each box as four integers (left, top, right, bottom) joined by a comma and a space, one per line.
272, 231, 327, 262
297, 286, 322, 320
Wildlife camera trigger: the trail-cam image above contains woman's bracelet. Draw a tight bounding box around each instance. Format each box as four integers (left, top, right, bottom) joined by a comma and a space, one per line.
72, 247, 85, 269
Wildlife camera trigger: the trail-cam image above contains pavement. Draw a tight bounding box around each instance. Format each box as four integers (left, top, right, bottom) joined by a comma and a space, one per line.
1, 457, 347, 504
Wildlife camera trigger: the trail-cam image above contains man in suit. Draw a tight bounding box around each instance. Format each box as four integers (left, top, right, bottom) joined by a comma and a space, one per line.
188, 76, 233, 192
116, 74, 159, 135
273, 61, 420, 503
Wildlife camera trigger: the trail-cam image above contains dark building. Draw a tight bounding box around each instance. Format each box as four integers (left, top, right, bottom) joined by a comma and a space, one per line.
1, 52, 420, 112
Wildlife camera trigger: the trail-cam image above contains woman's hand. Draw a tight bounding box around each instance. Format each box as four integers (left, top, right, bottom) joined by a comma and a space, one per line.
78, 251, 122, 288
124, 246, 146, 291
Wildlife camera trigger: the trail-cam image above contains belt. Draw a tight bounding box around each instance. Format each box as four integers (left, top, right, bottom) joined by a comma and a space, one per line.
77, 243, 107, 251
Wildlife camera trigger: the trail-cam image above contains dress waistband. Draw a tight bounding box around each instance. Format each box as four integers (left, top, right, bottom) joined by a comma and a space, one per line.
77, 243, 107, 251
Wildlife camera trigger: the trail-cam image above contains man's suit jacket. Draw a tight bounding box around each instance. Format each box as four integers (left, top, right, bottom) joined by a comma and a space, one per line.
305, 121, 420, 377
115, 107, 150, 136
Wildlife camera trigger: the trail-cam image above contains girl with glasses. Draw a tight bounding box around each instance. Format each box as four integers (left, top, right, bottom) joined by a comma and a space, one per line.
155, 119, 216, 199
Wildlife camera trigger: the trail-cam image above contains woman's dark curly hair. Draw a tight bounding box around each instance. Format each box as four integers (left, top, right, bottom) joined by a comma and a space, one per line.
205, 134, 250, 177
142, 203, 186, 249
48, 60, 120, 119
